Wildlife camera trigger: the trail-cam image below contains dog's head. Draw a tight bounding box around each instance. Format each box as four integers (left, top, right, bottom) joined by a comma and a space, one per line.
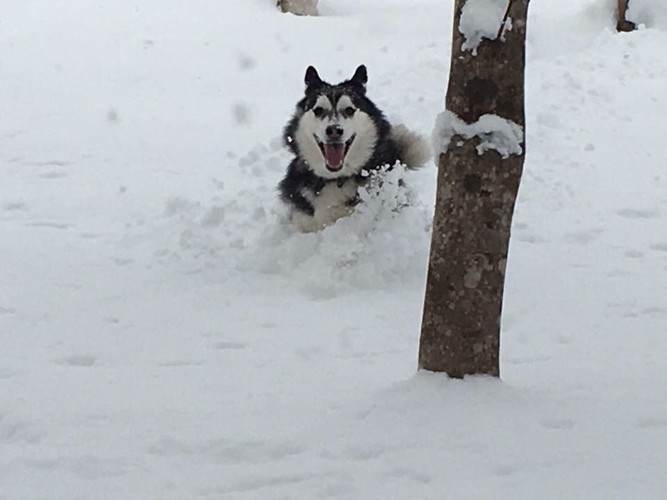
290, 65, 384, 179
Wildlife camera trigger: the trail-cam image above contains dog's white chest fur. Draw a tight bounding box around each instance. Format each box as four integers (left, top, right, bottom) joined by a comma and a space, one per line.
291, 178, 358, 233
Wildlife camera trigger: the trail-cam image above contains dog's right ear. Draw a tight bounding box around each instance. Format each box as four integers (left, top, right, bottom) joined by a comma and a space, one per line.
304, 66, 323, 91
350, 65, 368, 88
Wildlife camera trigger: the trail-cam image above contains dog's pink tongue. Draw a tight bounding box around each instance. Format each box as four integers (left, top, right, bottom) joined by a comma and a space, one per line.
324, 143, 345, 170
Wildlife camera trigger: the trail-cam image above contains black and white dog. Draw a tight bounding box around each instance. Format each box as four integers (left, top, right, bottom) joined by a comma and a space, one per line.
278, 65, 429, 232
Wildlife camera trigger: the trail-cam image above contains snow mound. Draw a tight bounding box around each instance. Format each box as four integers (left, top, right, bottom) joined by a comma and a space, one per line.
433, 110, 523, 159
627, 0, 667, 29
139, 158, 432, 298
249, 164, 432, 297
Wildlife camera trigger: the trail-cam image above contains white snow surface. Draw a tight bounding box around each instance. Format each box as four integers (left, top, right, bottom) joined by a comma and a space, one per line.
2, 0, 667, 498
459, 0, 510, 52
626, 0, 667, 29
433, 110, 524, 158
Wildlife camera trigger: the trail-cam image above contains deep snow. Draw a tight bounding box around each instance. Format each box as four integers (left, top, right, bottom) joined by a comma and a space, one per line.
2, 0, 667, 499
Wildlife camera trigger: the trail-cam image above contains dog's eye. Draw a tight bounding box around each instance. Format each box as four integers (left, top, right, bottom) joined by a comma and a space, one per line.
343, 106, 356, 117
313, 106, 325, 117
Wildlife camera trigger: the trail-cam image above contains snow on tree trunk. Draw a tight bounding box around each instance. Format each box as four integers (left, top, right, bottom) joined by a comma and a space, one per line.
616, 0, 635, 32
278, 0, 318, 16
419, 0, 530, 378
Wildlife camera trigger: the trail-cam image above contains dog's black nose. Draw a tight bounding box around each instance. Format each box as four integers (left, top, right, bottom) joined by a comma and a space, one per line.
325, 125, 344, 140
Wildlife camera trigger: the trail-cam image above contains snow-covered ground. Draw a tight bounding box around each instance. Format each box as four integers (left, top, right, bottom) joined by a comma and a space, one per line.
2, 0, 667, 498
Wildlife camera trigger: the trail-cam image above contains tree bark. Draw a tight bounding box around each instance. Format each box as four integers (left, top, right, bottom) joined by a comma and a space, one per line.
616, 0, 635, 32
419, 0, 530, 378
277, 0, 318, 16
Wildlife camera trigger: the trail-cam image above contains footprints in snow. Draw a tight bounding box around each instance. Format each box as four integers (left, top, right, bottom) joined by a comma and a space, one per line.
513, 223, 607, 246
21, 456, 129, 480
147, 436, 305, 464
51, 338, 248, 370
212, 341, 248, 350
636, 417, 667, 430
38, 170, 68, 179
650, 242, 667, 252
616, 207, 661, 220
13, 158, 72, 181
25, 159, 72, 168
157, 146, 285, 266
0, 305, 16, 315
2, 158, 78, 230
235, 139, 285, 176
514, 205, 667, 258
2, 201, 28, 211
615, 207, 667, 260
0, 367, 18, 380
619, 305, 667, 319
563, 227, 604, 245
539, 417, 575, 430
27, 221, 73, 230
0, 412, 43, 444
56, 354, 98, 367
513, 222, 546, 244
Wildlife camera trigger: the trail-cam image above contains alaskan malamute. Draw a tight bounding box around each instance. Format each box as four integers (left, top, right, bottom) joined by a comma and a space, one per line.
279, 65, 429, 232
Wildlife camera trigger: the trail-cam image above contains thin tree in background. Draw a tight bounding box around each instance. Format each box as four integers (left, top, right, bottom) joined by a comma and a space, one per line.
419, 0, 530, 378
277, 0, 318, 16
616, 0, 635, 32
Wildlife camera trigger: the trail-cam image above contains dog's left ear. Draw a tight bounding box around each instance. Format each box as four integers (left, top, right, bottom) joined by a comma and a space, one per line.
350, 65, 368, 89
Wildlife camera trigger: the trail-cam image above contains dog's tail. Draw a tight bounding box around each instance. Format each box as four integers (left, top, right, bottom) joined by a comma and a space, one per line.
390, 124, 432, 170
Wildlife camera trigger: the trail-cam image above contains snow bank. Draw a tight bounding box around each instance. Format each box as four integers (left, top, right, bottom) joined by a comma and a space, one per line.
248, 164, 432, 297
627, 0, 667, 30
432, 110, 523, 159
148, 155, 432, 298
459, 0, 510, 53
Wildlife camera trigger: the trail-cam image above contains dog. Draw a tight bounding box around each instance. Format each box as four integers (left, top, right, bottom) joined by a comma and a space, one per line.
278, 65, 430, 232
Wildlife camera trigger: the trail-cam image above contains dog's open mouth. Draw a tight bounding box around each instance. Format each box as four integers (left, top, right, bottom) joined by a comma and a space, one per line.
315, 134, 356, 172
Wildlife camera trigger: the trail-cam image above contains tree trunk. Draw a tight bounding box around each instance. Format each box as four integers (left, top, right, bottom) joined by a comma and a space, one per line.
419, 0, 530, 378
277, 0, 318, 16
616, 0, 635, 32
